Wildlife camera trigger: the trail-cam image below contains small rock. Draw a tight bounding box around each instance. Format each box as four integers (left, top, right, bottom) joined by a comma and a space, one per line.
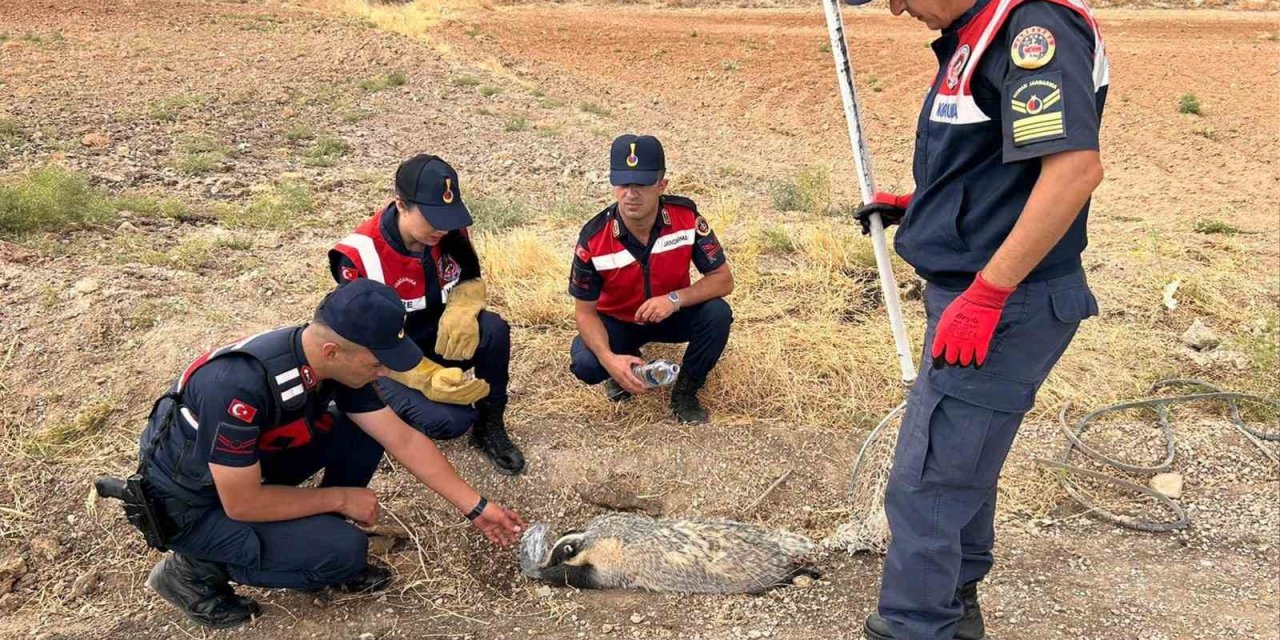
601, 624, 615, 633
0, 556, 28, 596
748, 632, 763, 639
81, 132, 112, 148
367, 535, 398, 555
358, 633, 375, 640
74, 278, 100, 294
1150, 473, 1183, 499
31, 537, 60, 562
630, 613, 645, 624
535, 585, 553, 598
792, 574, 816, 588
1162, 279, 1180, 310
281, 107, 297, 118
1181, 319, 1219, 351
901, 279, 923, 301
116, 221, 139, 234
1, 41, 22, 51
70, 569, 101, 598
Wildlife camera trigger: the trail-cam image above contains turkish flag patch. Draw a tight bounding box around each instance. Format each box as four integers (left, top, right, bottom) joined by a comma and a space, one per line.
575, 245, 591, 263
340, 266, 360, 282
299, 365, 318, 390
227, 399, 258, 423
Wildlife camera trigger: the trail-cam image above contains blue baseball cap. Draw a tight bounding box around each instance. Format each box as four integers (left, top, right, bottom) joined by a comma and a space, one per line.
844, 0, 872, 5
609, 134, 666, 186
316, 279, 422, 372
395, 154, 473, 231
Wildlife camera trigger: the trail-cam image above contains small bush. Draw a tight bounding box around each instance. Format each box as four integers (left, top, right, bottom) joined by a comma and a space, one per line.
1178, 93, 1201, 115
114, 194, 188, 220
770, 165, 831, 215
578, 102, 611, 116
468, 194, 529, 232
26, 398, 115, 456
452, 75, 481, 87
303, 135, 349, 167
284, 123, 315, 141
539, 97, 566, 110
171, 135, 228, 175
1193, 219, 1244, 235
0, 118, 25, 146
479, 85, 501, 97
721, 59, 740, 71
763, 225, 796, 253
358, 70, 408, 92
0, 166, 117, 235
504, 115, 530, 132
149, 94, 206, 122
220, 180, 313, 229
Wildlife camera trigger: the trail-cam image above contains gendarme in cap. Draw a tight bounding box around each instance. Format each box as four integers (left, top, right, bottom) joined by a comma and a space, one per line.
395, 154, 474, 231
317, 279, 423, 372
609, 134, 665, 186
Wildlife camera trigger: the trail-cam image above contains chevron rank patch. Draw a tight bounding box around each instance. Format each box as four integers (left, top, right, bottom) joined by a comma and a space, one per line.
1005, 71, 1066, 147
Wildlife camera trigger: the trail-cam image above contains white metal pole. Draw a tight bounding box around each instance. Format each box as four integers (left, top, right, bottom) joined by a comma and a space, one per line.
822, 0, 917, 384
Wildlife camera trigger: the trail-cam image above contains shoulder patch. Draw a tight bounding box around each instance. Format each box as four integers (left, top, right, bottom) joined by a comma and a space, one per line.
945, 44, 971, 89
227, 399, 258, 423
695, 216, 711, 237
1006, 71, 1066, 147
1010, 26, 1056, 70
340, 266, 359, 282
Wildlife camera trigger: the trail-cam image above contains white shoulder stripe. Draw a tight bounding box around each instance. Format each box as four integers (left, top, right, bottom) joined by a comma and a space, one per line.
280, 385, 305, 403
275, 368, 300, 385
592, 249, 637, 272
336, 233, 385, 284
651, 229, 695, 255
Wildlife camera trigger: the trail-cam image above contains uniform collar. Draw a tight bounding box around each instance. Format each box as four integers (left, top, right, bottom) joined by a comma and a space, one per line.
290, 326, 320, 392
609, 202, 669, 244
943, 0, 991, 34
380, 202, 422, 258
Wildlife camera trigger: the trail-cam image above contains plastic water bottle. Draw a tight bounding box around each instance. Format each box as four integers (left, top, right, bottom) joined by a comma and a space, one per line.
632, 359, 680, 389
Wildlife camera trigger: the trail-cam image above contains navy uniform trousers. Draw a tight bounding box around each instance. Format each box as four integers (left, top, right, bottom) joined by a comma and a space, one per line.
878, 270, 1099, 640
160, 411, 384, 590
376, 310, 510, 439
569, 298, 733, 384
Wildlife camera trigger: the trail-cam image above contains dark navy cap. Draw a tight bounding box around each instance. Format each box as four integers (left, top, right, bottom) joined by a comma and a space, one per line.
844, 0, 873, 5
395, 154, 473, 231
316, 279, 422, 372
609, 134, 665, 186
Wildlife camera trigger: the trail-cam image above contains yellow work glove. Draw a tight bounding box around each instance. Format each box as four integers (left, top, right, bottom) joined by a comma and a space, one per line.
435, 279, 486, 361
387, 358, 490, 406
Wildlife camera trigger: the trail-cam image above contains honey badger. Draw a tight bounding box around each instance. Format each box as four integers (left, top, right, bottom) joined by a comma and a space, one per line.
520, 512, 820, 594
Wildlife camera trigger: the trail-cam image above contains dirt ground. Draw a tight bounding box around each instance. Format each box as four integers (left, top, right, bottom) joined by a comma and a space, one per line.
0, 0, 1277, 638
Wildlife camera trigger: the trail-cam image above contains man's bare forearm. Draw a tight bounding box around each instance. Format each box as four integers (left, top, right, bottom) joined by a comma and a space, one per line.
212, 463, 346, 522
351, 408, 480, 514
574, 301, 615, 359
983, 150, 1103, 288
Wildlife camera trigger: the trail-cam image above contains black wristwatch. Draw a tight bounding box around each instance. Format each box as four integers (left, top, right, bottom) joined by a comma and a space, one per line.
465, 496, 488, 521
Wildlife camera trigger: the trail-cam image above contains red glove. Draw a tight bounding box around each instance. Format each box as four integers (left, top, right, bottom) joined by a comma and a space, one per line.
853, 191, 913, 235
931, 272, 1016, 368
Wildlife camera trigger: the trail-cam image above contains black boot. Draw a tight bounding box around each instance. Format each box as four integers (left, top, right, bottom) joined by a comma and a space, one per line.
670, 373, 708, 424
863, 614, 895, 640
470, 399, 525, 475
333, 563, 394, 594
147, 553, 259, 629
602, 378, 633, 402
955, 581, 987, 640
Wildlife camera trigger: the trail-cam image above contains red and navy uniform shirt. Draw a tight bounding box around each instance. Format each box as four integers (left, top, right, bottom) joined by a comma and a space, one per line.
569, 195, 726, 323
186, 355, 383, 472
893, 0, 1108, 288
329, 203, 482, 347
